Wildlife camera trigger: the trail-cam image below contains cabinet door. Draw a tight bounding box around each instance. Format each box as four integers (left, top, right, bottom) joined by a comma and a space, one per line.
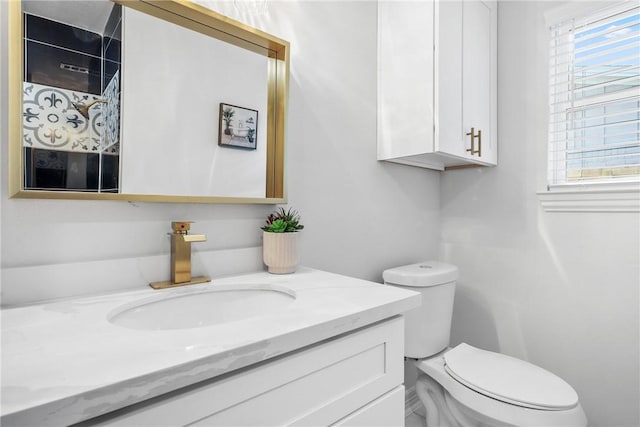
436, 0, 497, 166
377, 1, 435, 161
462, 0, 497, 165
434, 1, 463, 160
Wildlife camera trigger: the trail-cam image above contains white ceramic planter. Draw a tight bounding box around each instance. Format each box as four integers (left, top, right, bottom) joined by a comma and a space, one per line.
262, 231, 300, 274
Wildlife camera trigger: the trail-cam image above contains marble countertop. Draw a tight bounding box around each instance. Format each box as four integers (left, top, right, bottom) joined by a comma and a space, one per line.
1, 267, 420, 426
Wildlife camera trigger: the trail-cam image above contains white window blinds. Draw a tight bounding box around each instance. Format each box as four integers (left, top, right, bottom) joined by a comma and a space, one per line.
548, 2, 640, 187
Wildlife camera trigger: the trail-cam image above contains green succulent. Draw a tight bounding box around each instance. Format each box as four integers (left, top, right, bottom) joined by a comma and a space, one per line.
261, 207, 304, 233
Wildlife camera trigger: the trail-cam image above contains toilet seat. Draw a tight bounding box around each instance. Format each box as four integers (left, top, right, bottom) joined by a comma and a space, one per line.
415, 346, 588, 427
443, 343, 579, 410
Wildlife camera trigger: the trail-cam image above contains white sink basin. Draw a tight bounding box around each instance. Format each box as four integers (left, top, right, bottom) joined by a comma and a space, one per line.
108, 284, 296, 330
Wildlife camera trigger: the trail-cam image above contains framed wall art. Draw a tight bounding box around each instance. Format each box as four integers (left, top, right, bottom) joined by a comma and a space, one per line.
218, 103, 258, 150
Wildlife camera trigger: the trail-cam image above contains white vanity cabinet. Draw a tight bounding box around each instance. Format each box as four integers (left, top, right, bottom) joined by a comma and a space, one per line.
2, 269, 420, 426
377, 0, 497, 171
85, 317, 405, 426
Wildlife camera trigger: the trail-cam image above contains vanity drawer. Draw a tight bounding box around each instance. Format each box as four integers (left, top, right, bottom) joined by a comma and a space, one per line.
88, 316, 404, 426
333, 386, 405, 427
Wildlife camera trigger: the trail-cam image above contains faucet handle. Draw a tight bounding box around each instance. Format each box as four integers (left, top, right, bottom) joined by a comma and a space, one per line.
171, 221, 193, 234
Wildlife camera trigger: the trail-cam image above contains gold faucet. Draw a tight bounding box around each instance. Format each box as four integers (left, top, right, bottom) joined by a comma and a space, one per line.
72, 99, 108, 120
150, 221, 211, 289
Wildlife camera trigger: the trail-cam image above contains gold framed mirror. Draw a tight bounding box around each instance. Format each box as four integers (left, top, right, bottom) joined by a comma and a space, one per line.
8, 0, 288, 204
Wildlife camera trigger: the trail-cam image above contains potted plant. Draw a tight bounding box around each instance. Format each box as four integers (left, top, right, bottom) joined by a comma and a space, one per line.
247, 128, 256, 143
222, 107, 235, 135
261, 207, 304, 274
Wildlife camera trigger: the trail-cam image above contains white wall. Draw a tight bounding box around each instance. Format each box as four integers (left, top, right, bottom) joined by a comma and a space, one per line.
1, 1, 440, 303
249, 1, 442, 281
441, 2, 640, 426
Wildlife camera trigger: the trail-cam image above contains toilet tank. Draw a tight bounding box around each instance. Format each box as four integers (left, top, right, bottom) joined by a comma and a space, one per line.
383, 261, 458, 358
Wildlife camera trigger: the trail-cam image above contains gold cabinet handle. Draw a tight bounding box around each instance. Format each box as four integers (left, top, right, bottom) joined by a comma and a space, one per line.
466, 127, 482, 157
466, 127, 476, 154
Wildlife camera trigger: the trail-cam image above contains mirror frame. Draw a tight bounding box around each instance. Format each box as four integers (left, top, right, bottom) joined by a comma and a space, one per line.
8, 0, 289, 204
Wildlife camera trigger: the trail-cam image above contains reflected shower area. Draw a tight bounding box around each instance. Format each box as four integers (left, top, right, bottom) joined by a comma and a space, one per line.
22, 1, 121, 192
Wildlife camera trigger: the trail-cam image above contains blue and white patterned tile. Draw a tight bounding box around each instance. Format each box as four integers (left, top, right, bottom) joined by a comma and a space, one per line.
102, 70, 120, 153
23, 82, 108, 153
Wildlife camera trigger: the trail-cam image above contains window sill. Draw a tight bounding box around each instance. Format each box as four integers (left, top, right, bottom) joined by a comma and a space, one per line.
537, 183, 640, 213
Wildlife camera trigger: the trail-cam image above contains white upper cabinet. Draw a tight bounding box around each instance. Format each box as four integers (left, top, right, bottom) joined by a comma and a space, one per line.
378, 0, 497, 171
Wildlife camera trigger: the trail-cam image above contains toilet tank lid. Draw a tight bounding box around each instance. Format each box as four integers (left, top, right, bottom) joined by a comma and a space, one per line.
383, 261, 458, 287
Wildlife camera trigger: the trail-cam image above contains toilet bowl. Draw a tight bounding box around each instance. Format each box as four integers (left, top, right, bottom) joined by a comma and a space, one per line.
383, 261, 587, 427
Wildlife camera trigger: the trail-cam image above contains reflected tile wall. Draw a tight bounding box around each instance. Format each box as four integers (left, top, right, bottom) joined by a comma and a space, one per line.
23, 82, 106, 153
22, 9, 122, 192
103, 4, 122, 85
102, 71, 121, 152
24, 14, 102, 94
24, 148, 101, 191
100, 154, 120, 192
25, 14, 102, 55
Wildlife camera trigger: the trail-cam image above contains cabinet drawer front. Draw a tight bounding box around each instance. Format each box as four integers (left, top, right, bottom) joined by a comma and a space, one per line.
92, 317, 404, 426
332, 386, 405, 427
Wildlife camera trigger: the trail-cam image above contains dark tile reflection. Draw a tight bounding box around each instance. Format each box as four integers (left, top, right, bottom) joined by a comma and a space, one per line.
104, 4, 122, 43
25, 148, 101, 191
103, 60, 120, 86
25, 41, 101, 94
101, 154, 120, 192
26, 14, 102, 56
104, 37, 121, 63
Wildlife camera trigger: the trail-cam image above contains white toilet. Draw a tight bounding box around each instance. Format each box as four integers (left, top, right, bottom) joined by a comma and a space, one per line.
383, 261, 588, 427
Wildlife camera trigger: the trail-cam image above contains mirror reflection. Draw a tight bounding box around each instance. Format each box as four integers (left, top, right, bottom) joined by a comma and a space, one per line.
12, 0, 289, 203
22, 1, 122, 192
120, 6, 269, 198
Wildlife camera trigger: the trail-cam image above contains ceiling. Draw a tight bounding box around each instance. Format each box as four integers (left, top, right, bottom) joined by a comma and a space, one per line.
22, 0, 116, 35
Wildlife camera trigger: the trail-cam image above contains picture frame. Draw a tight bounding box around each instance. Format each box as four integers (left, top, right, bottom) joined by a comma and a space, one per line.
218, 103, 258, 150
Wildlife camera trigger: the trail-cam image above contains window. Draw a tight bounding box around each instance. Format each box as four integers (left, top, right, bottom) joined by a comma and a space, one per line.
548, 2, 640, 188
